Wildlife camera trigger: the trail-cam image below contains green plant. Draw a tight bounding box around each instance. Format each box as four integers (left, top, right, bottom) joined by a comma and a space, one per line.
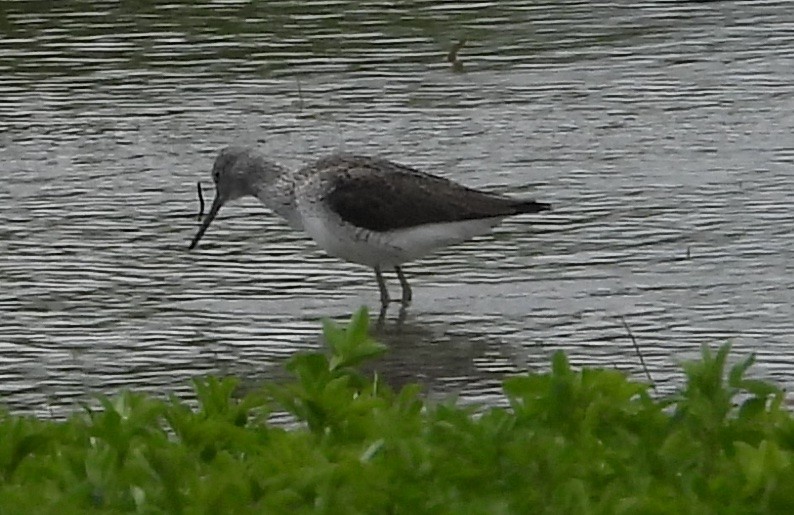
1, 308, 793, 514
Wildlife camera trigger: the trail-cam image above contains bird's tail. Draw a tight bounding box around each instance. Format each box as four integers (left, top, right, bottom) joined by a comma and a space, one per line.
514, 199, 551, 214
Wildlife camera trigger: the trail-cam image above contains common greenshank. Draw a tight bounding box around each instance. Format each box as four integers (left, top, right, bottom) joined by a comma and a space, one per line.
189, 146, 550, 306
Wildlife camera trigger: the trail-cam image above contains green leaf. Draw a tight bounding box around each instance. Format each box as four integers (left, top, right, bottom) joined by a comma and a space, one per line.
728, 353, 755, 388
322, 318, 347, 355
327, 308, 386, 371
739, 378, 780, 398
347, 306, 370, 345
551, 350, 571, 377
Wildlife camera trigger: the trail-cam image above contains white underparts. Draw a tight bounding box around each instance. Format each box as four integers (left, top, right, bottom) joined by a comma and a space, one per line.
299, 205, 505, 267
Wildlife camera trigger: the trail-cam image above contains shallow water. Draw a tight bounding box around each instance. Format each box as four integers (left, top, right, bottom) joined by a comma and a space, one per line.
2, 0, 793, 417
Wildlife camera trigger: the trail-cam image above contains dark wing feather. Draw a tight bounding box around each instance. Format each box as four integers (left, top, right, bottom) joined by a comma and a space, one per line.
318, 155, 550, 232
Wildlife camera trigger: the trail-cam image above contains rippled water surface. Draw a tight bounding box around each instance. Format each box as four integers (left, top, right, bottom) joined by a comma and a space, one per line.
2, 0, 793, 416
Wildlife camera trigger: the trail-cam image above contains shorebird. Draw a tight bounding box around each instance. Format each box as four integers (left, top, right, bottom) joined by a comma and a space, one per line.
189, 146, 550, 306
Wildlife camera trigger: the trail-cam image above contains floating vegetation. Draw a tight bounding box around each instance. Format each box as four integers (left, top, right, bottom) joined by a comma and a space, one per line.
447, 39, 467, 72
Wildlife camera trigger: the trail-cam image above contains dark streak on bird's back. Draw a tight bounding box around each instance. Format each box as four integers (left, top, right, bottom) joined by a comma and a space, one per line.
321, 155, 550, 232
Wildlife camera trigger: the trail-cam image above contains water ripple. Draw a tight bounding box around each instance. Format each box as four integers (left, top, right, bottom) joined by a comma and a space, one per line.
1, 0, 794, 416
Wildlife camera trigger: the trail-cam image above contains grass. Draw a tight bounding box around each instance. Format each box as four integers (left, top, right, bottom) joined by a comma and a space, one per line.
2, 308, 794, 513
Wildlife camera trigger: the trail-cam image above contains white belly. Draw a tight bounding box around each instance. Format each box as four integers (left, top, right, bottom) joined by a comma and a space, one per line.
298, 200, 504, 267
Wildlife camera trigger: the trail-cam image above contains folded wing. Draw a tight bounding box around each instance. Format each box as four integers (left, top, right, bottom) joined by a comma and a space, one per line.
318, 155, 549, 232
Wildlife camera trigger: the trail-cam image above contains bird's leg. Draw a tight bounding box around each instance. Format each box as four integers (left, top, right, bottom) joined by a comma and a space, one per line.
377, 304, 388, 329
374, 266, 390, 307
397, 303, 408, 325
394, 265, 412, 305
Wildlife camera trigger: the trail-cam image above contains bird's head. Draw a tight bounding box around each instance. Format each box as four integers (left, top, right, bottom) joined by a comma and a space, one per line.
189, 146, 283, 250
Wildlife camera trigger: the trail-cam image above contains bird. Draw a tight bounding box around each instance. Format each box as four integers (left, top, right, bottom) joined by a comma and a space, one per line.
189, 146, 551, 307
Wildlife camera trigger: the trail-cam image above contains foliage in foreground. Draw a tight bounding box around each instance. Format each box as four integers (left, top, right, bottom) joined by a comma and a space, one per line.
2, 309, 794, 514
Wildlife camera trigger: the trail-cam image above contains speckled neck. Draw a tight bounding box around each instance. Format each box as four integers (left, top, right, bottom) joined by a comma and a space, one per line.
251, 164, 304, 230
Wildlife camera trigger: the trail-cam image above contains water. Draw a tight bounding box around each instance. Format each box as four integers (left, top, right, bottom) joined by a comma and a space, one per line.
2, 0, 793, 417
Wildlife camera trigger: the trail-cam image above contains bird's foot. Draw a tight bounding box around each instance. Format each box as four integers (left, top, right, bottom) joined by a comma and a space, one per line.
376, 299, 409, 328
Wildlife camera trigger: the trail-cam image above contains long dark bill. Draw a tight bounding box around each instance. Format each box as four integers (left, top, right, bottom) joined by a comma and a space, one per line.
189, 194, 223, 250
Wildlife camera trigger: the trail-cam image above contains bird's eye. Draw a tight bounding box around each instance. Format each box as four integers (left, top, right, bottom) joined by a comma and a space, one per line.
212, 170, 220, 183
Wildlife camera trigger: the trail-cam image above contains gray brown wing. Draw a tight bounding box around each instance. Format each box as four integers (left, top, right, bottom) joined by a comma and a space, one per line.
317, 155, 549, 232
